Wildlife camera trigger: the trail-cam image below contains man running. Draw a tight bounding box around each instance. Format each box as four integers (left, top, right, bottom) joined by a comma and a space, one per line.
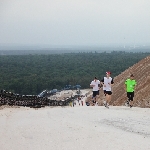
90, 77, 100, 106
101, 71, 114, 108
124, 74, 137, 108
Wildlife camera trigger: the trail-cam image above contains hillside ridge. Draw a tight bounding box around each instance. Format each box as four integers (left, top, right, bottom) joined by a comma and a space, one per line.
88, 55, 150, 108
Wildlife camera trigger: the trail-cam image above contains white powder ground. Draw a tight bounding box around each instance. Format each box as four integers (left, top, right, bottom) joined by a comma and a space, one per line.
0, 105, 150, 150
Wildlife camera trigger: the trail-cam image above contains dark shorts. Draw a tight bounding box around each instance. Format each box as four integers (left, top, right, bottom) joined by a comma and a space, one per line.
104, 90, 112, 95
127, 92, 134, 101
97, 90, 100, 95
93, 91, 99, 97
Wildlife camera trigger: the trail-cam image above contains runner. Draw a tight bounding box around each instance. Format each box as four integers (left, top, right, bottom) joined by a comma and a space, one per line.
124, 74, 137, 108
101, 71, 114, 108
90, 77, 100, 106
78, 96, 81, 106
81, 99, 83, 106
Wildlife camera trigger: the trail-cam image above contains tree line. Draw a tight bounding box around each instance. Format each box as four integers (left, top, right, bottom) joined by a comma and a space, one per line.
0, 51, 149, 95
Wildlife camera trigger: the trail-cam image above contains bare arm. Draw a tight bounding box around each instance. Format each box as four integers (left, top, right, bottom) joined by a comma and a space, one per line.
90, 84, 95, 88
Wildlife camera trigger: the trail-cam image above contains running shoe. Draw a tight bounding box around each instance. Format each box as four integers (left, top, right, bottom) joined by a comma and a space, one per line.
106, 103, 109, 109
125, 100, 129, 107
130, 105, 133, 108
104, 102, 109, 109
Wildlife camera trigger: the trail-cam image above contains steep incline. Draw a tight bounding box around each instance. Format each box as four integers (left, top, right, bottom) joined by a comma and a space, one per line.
112, 55, 150, 107
95, 56, 150, 108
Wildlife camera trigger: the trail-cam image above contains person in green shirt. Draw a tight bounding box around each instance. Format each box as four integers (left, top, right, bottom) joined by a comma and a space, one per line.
124, 74, 137, 108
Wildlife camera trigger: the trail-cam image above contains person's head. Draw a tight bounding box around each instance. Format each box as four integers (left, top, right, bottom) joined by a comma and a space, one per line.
130, 74, 134, 79
106, 71, 111, 77
94, 77, 97, 81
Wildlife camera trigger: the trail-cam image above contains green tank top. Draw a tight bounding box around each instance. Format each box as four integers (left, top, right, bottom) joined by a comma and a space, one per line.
125, 79, 137, 92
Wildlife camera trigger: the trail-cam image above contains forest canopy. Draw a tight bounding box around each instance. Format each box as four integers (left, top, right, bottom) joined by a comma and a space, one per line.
0, 51, 149, 95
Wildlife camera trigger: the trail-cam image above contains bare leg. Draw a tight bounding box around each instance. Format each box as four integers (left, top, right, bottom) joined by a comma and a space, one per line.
107, 95, 111, 104
104, 94, 109, 108
130, 101, 133, 107
106, 94, 111, 104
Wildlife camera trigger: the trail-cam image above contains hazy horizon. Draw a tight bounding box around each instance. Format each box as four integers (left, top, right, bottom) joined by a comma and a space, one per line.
0, 43, 150, 51
0, 0, 150, 48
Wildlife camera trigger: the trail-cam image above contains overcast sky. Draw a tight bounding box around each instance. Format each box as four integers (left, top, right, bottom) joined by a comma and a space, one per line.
0, 0, 150, 48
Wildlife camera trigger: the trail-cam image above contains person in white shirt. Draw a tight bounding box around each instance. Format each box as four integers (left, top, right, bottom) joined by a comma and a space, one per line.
90, 77, 100, 105
101, 72, 114, 108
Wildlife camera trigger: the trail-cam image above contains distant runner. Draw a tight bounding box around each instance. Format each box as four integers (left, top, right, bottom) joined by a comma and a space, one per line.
101, 71, 114, 108
90, 77, 100, 106
124, 74, 137, 108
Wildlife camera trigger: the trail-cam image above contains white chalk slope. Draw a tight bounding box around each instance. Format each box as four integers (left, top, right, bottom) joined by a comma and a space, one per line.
0, 106, 150, 150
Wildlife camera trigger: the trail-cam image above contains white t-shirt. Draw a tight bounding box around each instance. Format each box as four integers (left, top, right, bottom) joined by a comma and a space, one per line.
103, 77, 112, 91
90, 80, 100, 91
